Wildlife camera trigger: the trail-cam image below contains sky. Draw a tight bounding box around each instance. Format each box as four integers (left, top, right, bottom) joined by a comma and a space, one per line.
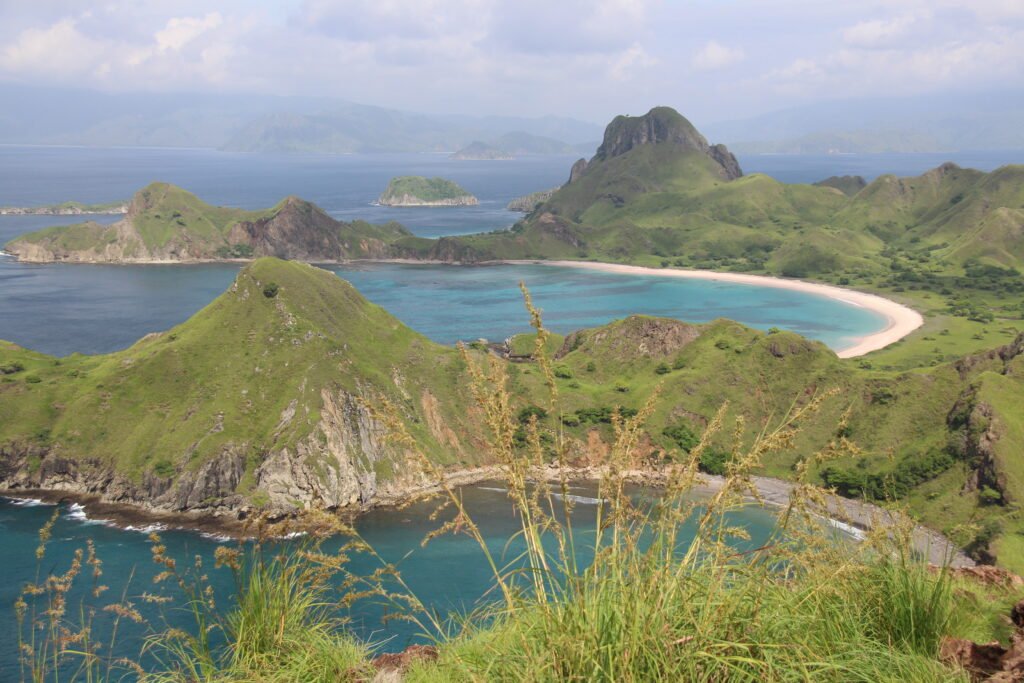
1, 0, 1022, 124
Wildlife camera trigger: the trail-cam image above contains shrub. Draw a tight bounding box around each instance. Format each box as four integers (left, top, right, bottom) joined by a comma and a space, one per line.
0, 361, 25, 375
263, 282, 279, 298
979, 486, 1003, 506
654, 362, 670, 375
24, 374, 42, 384
553, 365, 573, 379
517, 405, 548, 424
699, 448, 731, 475
585, 361, 597, 373
662, 422, 699, 452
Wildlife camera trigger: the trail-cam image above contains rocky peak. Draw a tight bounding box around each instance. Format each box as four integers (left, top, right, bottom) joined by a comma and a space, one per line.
568, 158, 589, 184
126, 181, 174, 218
591, 106, 742, 180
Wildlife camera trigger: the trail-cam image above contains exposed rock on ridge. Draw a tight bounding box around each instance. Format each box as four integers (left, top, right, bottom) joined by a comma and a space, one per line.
590, 106, 742, 180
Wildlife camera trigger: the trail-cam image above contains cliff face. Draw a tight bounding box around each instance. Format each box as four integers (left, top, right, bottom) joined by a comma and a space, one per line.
0, 387, 435, 517
590, 106, 742, 181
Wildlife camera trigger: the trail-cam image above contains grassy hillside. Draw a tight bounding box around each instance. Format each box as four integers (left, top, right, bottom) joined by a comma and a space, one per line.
0, 258, 484, 512
4, 182, 411, 262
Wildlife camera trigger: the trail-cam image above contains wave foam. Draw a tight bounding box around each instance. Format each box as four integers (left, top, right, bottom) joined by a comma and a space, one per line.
3, 496, 54, 507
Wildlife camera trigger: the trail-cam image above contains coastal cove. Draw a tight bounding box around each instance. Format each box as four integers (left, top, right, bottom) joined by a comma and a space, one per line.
509, 260, 923, 358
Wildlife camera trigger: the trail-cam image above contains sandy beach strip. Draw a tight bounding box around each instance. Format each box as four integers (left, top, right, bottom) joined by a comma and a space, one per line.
507, 260, 924, 359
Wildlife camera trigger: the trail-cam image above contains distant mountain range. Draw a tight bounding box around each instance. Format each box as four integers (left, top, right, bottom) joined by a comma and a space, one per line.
702, 90, 1024, 153
2, 84, 1021, 154
0, 84, 600, 154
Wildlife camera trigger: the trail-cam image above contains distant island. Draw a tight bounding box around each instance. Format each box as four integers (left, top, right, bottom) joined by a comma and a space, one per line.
507, 188, 557, 212
812, 175, 867, 196
0, 200, 127, 216
377, 176, 479, 207
450, 141, 513, 160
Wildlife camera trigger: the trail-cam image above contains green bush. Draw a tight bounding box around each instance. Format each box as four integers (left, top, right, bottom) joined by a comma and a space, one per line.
553, 365, 573, 379
821, 449, 956, 500
663, 422, 700, 452
517, 405, 548, 424
263, 282, 280, 299
0, 361, 25, 375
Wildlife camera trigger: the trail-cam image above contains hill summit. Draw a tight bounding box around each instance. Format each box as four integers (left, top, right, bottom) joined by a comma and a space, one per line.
591, 106, 742, 180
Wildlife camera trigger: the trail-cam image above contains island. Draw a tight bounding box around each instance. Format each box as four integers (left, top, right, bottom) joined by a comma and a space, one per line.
0, 200, 127, 216
376, 175, 479, 206
813, 174, 867, 196
450, 141, 514, 160
3, 182, 413, 263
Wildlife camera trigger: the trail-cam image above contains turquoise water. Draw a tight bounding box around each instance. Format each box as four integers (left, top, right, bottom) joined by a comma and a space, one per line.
0, 260, 885, 357
0, 487, 782, 676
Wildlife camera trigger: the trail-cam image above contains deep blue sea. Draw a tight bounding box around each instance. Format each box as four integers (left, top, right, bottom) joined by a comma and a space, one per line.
0, 145, 1020, 675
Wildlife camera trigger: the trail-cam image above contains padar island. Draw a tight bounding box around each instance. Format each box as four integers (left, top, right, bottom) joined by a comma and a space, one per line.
4, 106, 1024, 681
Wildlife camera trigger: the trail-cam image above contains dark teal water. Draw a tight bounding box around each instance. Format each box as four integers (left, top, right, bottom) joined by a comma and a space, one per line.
0, 487, 782, 676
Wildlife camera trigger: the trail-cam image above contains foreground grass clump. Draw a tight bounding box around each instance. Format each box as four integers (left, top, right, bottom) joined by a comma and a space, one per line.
16, 285, 1013, 682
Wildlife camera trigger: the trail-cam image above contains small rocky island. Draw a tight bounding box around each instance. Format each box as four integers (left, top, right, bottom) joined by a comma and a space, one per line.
450, 141, 513, 160
377, 176, 479, 206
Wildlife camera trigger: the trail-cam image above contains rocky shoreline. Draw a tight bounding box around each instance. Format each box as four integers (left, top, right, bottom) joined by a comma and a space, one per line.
375, 194, 479, 207
0, 203, 127, 216
1, 463, 974, 567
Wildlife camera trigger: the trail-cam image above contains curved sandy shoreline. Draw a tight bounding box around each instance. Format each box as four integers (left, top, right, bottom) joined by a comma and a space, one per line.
507, 260, 923, 358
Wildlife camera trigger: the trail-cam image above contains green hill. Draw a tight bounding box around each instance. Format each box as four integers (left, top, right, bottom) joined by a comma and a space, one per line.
399, 107, 1023, 277
0, 258, 484, 514
3, 182, 411, 263
450, 141, 513, 160
377, 176, 479, 206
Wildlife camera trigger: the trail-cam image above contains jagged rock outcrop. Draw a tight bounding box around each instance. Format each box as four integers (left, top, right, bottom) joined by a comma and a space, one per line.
0, 441, 247, 513
256, 388, 428, 513
507, 188, 557, 212
590, 106, 742, 180
568, 158, 589, 184
226, 196, 400, 261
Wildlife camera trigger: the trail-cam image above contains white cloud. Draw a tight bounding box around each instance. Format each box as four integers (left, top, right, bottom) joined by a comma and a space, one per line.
841, 13, 920, 48
155, 13, 222, 52
609, 44, 658, 81
691, 41, 744, 71
0, 18, 102, 77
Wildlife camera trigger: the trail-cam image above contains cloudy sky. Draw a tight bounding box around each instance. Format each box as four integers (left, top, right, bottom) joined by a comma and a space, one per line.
1, 0, 1021, 123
